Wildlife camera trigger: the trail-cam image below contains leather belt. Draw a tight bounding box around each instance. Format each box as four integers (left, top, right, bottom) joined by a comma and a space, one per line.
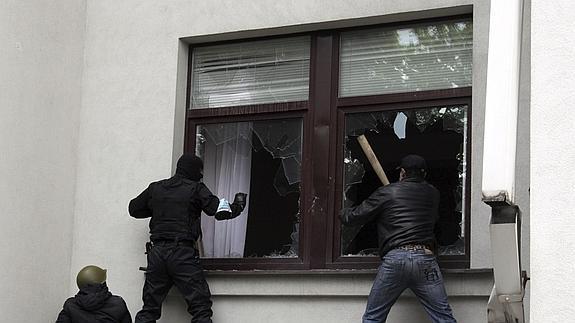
396, 244, 432, 252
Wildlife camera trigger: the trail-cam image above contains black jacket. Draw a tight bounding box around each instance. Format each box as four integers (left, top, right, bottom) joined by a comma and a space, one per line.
340, 177, 440, 257
129, 174, 220, 242
56, 284, 131, 323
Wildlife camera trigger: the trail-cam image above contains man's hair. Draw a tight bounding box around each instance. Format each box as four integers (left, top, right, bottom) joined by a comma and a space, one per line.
398, 155, 427, 180
403, 168, 426, 179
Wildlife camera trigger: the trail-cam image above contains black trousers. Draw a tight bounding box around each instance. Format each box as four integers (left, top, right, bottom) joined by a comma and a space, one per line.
135, 243, 212, 323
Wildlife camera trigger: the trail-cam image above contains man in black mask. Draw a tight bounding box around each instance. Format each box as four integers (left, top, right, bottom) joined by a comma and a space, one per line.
129, 154, 246, 323
56, 265, 132, 323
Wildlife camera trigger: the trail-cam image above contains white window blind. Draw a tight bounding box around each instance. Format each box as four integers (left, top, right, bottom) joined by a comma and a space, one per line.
191, 36, 311, 109
339, 19, 473, 97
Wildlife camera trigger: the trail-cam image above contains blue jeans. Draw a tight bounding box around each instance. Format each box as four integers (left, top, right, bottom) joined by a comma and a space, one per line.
362, 249, 457, 323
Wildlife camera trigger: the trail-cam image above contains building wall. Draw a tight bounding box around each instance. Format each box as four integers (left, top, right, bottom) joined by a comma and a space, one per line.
517, 0, 531, 321
531, 0, 575, 322
0, 0, 86, 321
67, 1, 511, 322
0, 0, 533, 321
163, 271, 493, 323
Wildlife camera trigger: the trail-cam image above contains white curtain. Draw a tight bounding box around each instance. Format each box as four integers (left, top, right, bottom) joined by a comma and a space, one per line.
200, 123, 252, 258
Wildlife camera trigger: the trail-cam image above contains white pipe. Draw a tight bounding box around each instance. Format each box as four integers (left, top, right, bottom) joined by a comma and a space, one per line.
481, 0, 524, 204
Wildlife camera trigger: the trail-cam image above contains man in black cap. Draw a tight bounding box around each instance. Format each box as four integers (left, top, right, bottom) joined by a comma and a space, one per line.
56, 265, 132, 323
340, 154, 456, 323
129, 154, 246, 323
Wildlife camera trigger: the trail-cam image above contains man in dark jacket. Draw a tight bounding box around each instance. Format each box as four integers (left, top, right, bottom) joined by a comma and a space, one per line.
56, 265, 132, 323
129, 154, 246, 323
341, 155, 456, 323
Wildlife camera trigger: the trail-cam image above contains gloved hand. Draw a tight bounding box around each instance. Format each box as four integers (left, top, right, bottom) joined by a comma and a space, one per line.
215, 194, 248, 221
215, 199, 232, 220
232, 192, 247, 211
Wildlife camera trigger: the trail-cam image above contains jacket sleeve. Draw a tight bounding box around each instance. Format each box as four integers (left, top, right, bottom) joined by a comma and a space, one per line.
55, 302, 72, 323
432, 187, 440, 223
340, 187, 389, 225
196, 183, 220, 216
128, 185, 153, 219
120, 298, 133, 323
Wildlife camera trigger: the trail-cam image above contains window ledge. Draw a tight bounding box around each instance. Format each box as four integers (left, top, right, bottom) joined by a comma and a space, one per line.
205, 268, 492, 276
196, 268, 493, 297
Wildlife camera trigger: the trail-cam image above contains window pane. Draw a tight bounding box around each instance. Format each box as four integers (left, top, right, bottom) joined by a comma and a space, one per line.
191, 37, 311, 109
341, 105, 468, 256
339, 19, 473, 97
196, 118, 303, 258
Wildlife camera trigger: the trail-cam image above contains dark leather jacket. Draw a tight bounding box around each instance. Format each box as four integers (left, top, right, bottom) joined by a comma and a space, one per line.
129, 174, 220, 242
340, 177, 440, 257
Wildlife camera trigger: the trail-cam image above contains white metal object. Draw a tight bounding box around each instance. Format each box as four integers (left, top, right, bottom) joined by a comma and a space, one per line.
481, 0, 525, 204
487, 208, 525, 323
482, 0, 526, 322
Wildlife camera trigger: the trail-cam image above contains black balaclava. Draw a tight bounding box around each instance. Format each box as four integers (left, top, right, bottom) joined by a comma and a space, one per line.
176, 154, 203, 181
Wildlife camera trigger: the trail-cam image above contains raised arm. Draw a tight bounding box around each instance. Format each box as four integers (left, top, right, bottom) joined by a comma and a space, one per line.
196, 183, 220, 217
340, 187, 389, 225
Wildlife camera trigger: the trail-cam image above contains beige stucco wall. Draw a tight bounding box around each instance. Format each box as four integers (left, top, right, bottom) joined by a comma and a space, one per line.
0, 0, 86, 321
0, 0, 536, 321
531, 0, 575, 322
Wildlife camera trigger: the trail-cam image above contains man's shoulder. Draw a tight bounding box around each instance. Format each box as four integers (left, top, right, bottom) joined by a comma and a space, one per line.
108, 294, 128, 306
383, 180, 438, 194
378, 181, 403, 192
420, 181, 440, 194
62, 296, 78, 309
152, 177, 173, 185
153, 176, 199, 186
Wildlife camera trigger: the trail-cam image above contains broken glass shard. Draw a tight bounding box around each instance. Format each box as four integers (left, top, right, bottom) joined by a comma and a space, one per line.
274, 158, 301, 196
346, 111, 396, 137
252, 119, 302, 161
393, 112, 408, 139
344, 152, 365, 186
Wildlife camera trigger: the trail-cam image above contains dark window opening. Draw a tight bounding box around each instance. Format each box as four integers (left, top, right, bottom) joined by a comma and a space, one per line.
244, 133, 300, 258
342, 105, 468, 257
196, 118, 302, 259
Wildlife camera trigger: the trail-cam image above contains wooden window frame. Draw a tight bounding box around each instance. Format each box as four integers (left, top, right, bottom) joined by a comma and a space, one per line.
185, 15, 472, 271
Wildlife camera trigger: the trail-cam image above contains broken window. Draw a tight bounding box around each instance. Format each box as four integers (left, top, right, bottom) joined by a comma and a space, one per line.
186, 18, 473, 270
339, 19, 472, 97
196, 118, 303, 258
341, 105, 468, 256
191, 36, 311, 109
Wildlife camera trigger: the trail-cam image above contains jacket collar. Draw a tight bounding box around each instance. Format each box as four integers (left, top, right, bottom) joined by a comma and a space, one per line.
401, 177, 425, 183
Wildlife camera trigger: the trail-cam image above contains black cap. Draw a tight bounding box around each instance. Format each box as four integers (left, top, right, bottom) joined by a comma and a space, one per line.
398, 154, 427, 171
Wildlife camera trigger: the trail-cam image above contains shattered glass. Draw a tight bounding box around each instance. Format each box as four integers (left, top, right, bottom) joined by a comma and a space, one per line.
196, 118, 302, 258
197, 119, 303, 192
341, 105, 468, 257
346, 111, 396, 137
252, 118, 303, 164
339, 19, 473, 97
344, 150, 365, 187
198, 123, 253, 157
273, 158, 301, 196
191, 36, 311, 109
